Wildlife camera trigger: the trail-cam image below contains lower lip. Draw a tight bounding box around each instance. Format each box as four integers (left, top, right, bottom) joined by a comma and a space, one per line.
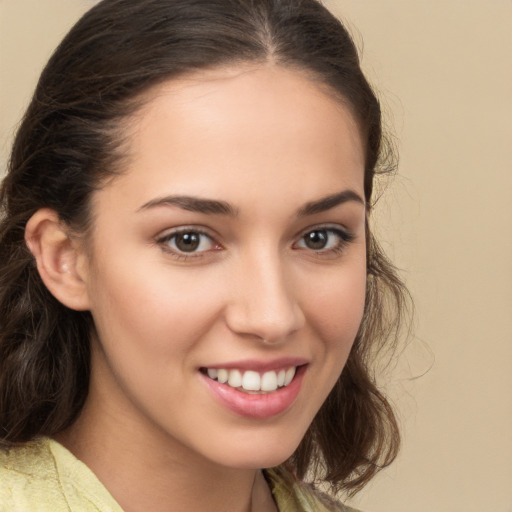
201, 367, 306, 419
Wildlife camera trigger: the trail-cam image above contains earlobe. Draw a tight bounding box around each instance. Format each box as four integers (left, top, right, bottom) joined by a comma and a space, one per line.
25, 208, 91, 311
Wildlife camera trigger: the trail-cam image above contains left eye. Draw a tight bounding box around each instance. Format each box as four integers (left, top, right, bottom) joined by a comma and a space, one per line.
161, 230, 217, 253
296, 228, 350, 251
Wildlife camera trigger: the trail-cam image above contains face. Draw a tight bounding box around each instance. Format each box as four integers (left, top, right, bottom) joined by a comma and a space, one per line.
79, 65, 367, 470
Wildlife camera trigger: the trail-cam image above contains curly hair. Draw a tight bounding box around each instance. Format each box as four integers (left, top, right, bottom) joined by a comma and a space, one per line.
0, 0, 409, 496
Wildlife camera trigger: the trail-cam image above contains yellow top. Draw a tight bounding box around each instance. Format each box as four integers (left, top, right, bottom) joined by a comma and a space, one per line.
0, 438, 359, 511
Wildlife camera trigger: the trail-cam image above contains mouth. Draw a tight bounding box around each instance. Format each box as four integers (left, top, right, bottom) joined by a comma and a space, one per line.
200, 366, 298, 394
199, 361, 307, 419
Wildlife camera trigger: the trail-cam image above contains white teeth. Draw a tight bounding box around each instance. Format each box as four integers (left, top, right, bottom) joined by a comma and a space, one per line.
205, 366, 297, 392
242, 371, 260, 391
260, 371, 278, 392
217, 369, 228, 384
228, 369, 242, 388
284, 367, 296, 386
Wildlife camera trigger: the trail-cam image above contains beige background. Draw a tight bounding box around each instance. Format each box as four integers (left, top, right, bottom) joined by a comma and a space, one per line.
1, 1, 511, 511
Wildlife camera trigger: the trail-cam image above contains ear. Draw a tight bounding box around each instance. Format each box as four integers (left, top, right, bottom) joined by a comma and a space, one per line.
25, 208, 91, 311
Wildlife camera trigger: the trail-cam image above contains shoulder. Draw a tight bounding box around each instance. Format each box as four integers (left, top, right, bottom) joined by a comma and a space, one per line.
0, 438, 70, 511
0, 437, 123, 512
265, 467, 363, 512
293, 485, 362, 512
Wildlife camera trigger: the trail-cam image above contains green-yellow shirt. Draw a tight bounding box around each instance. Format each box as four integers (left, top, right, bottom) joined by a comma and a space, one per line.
0, 438, 360, 511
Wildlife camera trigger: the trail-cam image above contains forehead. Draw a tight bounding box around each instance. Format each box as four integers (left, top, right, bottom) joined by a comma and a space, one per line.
100, 64, 365, 213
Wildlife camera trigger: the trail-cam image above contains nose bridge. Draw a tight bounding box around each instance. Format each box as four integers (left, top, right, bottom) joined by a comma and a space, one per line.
225, 243, 304, 343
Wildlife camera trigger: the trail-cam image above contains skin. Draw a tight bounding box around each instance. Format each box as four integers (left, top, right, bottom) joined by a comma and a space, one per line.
51, 64, 367, 511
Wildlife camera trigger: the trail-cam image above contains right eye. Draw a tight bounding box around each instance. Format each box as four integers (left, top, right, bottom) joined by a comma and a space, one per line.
158, 229, 220, 256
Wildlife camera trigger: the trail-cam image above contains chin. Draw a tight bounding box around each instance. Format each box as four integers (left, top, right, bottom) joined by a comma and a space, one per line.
204, 427, 308, 470
220, 451, 295, 471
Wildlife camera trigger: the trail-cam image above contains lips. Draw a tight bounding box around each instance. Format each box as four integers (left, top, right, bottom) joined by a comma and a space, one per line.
200, 360, 307, 419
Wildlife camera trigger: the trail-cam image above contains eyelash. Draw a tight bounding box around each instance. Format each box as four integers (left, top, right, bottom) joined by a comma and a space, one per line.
157, 227, 221, 261
156, 225, 354, 261
294, 226, 355, 257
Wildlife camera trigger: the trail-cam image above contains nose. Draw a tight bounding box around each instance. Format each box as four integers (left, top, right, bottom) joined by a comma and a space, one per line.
224, 250, 305, 344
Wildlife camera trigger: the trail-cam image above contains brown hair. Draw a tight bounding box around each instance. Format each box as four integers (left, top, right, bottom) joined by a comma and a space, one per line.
0, 0, 408, 496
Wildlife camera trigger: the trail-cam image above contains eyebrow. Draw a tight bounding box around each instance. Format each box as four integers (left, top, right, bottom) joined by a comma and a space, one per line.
138, 189, 364, 217
297, 190, 365, 217
138, 195, 238, 216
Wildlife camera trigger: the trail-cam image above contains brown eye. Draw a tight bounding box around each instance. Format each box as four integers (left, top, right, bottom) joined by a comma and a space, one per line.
303, 230, 329, 250
161, 230, 217, 254
175, 232, 201, 252
295, 227, 353, 254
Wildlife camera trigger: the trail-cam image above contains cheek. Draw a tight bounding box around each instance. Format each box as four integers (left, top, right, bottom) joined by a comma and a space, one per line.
86, 264, 226, 411
87, 256, 230, 367
310, 263, 367, 349
284, 261, 366, 443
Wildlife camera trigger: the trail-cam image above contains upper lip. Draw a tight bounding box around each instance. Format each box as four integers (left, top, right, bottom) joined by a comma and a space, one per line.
200, 357, 309, 373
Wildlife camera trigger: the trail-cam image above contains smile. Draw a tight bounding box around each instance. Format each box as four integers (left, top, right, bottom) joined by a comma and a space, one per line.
200, 363, 307, 419
203, 367, 297, 393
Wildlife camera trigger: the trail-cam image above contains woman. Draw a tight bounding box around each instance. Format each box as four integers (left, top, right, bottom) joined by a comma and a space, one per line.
0, 0, 408, 510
